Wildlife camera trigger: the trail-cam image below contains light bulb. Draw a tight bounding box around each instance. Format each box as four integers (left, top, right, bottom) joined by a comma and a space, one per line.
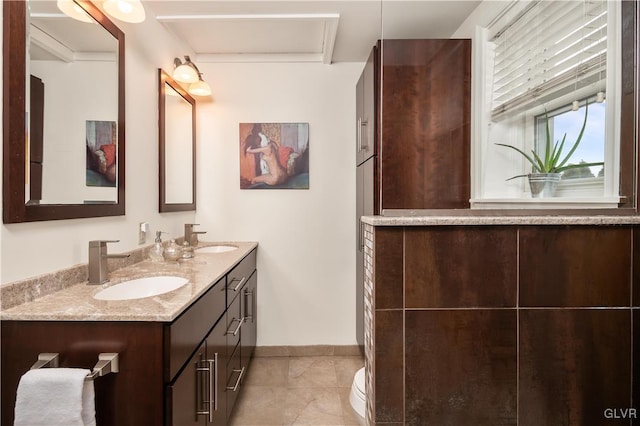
189, 79, 212, 97
596, 91, 605, 103
572, 100, 580, 111
103, 0, 145, 23
57, 0, 93, 23
173, 64, 199, 84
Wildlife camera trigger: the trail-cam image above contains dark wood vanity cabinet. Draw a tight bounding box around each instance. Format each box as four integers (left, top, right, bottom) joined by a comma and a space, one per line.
167, 320, 228, 425
1, 248, 258, 426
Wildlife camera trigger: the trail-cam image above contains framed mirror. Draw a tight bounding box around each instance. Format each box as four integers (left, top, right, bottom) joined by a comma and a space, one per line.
3, 0, 125, 223
158, 69, 196, 212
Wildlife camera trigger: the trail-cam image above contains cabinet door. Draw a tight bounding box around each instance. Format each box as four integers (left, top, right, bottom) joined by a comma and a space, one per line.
361, 47, 376, 162
167, 342, 206, 426
241, 271, 257, 366
356, 67, 365, 165
167, 320, 228, 426
379, 39, 471, 210
356, 47, 377, 165
206, 317, 229, 424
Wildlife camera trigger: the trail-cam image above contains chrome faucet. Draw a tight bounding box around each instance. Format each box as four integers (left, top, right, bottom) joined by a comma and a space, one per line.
88, 240, 130, 284
185, 223, 207, 247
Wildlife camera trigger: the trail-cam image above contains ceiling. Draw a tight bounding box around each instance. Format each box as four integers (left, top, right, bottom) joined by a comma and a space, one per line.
144, 1, 482, 63
27, 0, 482, 64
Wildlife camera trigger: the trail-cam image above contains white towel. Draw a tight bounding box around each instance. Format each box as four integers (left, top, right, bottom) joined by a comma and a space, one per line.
14, 368, 96, 426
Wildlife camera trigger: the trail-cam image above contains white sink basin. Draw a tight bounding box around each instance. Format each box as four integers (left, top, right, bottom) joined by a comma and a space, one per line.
196, 245, 238, 254
94, 276, 189, 301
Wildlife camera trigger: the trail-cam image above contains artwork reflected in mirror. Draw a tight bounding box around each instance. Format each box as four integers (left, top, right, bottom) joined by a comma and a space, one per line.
240, 123, 310, 189
86, 120, 117, 187
159, 69, 196, 212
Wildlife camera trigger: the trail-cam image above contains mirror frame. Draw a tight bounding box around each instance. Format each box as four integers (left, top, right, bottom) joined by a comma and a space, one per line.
3, 0, 125, 223
158, 69, 196, 212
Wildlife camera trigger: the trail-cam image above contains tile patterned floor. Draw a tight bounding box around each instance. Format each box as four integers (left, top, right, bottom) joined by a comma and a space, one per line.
229, 355, 364, 426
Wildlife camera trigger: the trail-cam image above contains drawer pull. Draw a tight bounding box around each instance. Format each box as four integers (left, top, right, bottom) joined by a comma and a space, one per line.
229, 277, 246, 292
244, 289, 254, 321
195, 353, 218, 422
225, 317, 244, 336
226, 366, 245, 392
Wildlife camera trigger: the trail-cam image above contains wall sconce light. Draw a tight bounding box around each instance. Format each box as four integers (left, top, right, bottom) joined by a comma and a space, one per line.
173, 56, 212, 97
57, 0, 146, 24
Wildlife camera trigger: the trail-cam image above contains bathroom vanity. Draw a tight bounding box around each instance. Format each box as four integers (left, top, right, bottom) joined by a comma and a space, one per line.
1, 242, 257, 425
362, 216, 640, 425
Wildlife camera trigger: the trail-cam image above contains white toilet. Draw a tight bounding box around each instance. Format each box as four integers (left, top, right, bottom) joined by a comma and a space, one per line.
349, 367, 367, 425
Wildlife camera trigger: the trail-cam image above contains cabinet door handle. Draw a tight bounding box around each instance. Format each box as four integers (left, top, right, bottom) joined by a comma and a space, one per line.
358, 219, 364, 252
357, 117, 362, 152
244, 289, 254, 321
209, 354, 218, 420
229, 277, 246, 292
195, 354, 218, 422
225, 317, 244, 336
360, 118, 369, 151
226, 366, 246, 392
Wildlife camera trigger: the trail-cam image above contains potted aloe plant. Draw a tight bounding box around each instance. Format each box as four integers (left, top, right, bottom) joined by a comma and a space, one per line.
496, 102, 604, 198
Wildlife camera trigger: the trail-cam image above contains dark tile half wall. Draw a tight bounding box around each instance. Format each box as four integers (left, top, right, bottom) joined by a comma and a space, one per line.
520, 226, 631, 307
405, 309, 517, 425
519, 309, 632, 426
405, 226, 517, 308
368, 225, 637, 425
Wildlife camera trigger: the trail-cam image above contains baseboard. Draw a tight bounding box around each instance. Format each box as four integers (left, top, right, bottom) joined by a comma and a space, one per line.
254, 345, 362, 357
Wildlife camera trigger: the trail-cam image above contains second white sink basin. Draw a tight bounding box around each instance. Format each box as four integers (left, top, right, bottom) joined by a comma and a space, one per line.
94, 276, 189, 301
196, 245, 238, 254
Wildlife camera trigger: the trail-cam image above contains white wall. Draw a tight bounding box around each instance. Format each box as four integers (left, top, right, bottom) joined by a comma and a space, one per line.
1, 4, 363, 348
195, 62, 361, 346
30, 60, 119, 203
1, 10, 195, 284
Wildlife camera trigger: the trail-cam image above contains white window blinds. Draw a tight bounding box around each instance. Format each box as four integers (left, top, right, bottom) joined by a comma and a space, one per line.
491, 0, 607, 119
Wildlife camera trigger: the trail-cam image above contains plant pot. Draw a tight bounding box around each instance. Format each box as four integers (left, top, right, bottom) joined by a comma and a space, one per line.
528, 173, 561, 198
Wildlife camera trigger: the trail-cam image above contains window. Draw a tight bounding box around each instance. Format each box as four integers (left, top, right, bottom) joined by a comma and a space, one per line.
534, 97, 605, 181
471, 0, 620, 208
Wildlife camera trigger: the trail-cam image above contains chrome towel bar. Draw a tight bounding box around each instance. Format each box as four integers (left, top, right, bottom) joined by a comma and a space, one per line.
30, 352, 119, 381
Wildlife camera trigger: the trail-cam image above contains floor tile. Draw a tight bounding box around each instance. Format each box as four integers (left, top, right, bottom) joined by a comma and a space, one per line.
283, 387, 345, 425
229, 385, 288, 425
244, 357, 290, 386
230, 354, 364, 426
334, 356, 364, 388
288, 356, 338, 388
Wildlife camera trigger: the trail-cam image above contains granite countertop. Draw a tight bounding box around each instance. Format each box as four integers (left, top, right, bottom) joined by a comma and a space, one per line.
0, 242, 258, 322
361, 214, 640, 226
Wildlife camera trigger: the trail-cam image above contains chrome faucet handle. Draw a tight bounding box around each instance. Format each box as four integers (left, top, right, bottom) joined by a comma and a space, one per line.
89, 239, 120, 248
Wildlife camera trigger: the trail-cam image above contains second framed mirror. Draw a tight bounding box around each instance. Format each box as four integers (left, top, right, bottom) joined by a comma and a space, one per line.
159, 69, 196, 212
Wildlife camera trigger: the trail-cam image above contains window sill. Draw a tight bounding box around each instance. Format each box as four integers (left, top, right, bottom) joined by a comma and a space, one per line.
470, 197, 621, 210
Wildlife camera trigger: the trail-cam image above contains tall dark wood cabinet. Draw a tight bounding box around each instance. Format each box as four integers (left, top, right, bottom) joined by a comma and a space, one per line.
356, 39, 471, 348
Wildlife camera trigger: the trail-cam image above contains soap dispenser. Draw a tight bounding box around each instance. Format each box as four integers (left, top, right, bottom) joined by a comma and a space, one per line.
149, 231, 165, 262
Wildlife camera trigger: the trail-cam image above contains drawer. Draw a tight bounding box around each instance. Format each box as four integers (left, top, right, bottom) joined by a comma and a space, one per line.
227, 249, 256, 304
166, 276, 226, 382
225, 292, 242, 351
225, 342, 243, 421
